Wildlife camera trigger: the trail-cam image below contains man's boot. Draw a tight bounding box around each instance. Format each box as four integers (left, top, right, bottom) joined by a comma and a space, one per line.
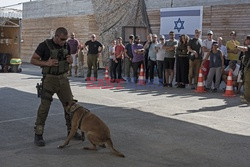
34, 134, 45, 146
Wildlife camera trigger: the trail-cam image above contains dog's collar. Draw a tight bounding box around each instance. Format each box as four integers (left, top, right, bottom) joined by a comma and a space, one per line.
68, 103, 82, 113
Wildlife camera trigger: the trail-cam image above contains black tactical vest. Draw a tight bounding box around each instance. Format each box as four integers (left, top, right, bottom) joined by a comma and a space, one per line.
42, 39, 69, 75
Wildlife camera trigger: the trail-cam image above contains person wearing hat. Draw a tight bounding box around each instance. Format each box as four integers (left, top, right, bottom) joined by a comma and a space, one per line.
144, 34, 158, 84
226, 31, 240, 61
201, 41, 224, 92
202, 30, 216, 81
124, 35, 134, 82
233, 35, 250, 103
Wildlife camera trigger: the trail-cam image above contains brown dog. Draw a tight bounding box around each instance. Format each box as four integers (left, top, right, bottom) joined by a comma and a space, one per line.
58, 101, 125, 158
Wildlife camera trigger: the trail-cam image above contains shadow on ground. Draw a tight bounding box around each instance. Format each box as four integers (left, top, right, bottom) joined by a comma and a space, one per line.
0, 87, 249, 167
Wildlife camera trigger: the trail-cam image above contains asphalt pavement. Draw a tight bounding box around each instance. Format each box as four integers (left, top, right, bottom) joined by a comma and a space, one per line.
0, 63, 250, 167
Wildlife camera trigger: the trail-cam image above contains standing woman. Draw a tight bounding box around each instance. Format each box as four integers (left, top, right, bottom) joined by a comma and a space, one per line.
201, 41, 224, 92
176, 34, 189, 88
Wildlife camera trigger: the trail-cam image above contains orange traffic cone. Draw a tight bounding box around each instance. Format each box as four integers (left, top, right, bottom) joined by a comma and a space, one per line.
223, 70, 235, 97
104, 66, 109, 80
195, 68, 206, 93
138, 64, 146, 85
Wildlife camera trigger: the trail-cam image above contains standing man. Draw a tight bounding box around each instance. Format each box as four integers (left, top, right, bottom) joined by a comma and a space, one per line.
187, 29, 202, 89
109, 39, 116, 81
202, 30, 215, 81
83, 34, 104, 81
132, 36, 145, 83
144, 34, 158, 84
112, 37, 125, 82
124, 35, 134, 82
163, 31, 178, 87
217, 37, 228, 67
233, 35, 250, 104
144, 34, 152, 81
67, 32, 80, 77
30, 27, 81, 147
155, 35, 166, 85
226, 31, 240, 61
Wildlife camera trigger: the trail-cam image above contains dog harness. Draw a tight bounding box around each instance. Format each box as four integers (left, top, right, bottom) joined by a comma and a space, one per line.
68, 103, 90, 128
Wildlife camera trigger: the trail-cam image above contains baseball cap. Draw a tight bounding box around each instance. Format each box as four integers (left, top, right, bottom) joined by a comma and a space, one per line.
230, 31, 236, 36
207, 30, 213, 35
129, 34, 134, 39
152, 34, 157, 38
212, 41, 218, 46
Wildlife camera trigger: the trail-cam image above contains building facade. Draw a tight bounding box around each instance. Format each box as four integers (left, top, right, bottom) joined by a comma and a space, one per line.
21, 0, 250, 65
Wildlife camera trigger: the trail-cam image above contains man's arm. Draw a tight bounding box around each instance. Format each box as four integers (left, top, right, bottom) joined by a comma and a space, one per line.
235, 45, 248, 52
201, 52, 210, 67
30, 52, 58, 67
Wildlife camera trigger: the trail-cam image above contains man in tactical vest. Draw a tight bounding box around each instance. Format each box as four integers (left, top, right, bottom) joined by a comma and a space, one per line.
233, 35, 250, 104
30, 27, 82, 146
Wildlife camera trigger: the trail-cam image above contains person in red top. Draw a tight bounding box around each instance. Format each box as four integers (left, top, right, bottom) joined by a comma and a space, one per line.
112, 37, 126, 82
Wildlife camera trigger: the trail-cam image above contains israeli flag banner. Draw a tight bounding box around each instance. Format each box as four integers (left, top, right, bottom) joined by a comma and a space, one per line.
160, 6, 203, 38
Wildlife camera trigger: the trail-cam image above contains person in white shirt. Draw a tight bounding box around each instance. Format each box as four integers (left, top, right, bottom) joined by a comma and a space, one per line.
217, 37, 228, 67
222, 60, 240, 90
202, 30, 215, 80
155, 35, 166, 85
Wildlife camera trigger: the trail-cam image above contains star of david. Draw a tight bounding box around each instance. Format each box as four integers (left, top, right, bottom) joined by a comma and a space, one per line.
174, 18, 184, 33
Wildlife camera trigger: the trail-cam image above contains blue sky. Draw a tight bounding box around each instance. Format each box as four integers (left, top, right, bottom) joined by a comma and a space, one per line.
0, 0, 31, 10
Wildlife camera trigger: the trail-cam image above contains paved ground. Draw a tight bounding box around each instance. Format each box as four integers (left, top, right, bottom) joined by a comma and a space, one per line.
0, 63, 250, 167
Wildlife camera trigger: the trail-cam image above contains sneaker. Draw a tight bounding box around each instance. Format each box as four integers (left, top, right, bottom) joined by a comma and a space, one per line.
212, 88, 217, 92
179, 84, 185, 88
34, 134, 45, 147
163, 83, 168, 87
191, 85, 196, 90
168, 83, 173, 87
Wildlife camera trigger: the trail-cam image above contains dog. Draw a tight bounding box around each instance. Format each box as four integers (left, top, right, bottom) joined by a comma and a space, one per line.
58, 101, 125, 158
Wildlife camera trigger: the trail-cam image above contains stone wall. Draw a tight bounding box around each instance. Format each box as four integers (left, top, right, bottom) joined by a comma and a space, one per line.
145, 0, 250, 9
23, 0, 94, 19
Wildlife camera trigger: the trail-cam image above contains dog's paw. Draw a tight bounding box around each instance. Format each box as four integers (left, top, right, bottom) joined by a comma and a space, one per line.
83, 146, 97, 151
57, 145, 65, 149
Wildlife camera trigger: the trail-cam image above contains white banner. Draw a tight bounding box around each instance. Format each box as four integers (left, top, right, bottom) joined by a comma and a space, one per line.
160, 6, 203, 38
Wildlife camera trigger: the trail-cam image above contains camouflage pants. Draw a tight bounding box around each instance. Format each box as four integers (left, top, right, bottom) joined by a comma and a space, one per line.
34, 73, 73, 135
244, 68, 250, 102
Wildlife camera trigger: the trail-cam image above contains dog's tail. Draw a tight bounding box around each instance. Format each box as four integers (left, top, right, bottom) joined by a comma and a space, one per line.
106, 138, 125, 158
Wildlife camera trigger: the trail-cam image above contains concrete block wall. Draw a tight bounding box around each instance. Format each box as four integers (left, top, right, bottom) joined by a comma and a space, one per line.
145, 0, 250, 9
23, 0, 94, 19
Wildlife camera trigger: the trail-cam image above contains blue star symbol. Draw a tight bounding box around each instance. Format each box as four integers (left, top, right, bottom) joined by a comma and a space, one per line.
174, 18, 184, 33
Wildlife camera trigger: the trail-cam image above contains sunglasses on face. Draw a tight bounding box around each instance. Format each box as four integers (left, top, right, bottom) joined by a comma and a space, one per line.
60, 38, 67, 41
